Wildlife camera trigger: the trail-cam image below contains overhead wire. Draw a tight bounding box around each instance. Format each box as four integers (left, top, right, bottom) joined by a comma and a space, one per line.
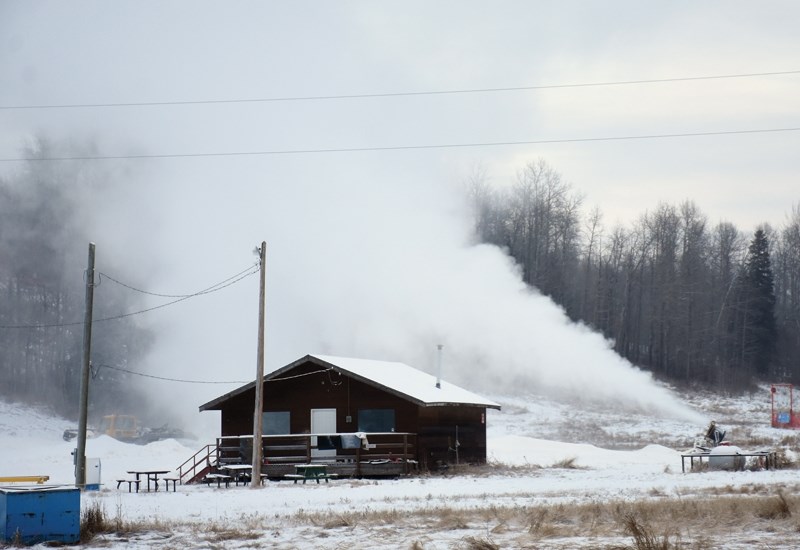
95, 364, 249, 384
1, 70, 798, 110
98, 262, 259, 298
1, 70, 796, 162
1, 127, 798, 163
90, 266, 257, 323
0, 263, 260, 329
95, 364, 334, 385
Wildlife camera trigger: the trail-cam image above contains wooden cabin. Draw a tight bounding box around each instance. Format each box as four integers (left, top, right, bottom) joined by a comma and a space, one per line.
198, 354, 501, 474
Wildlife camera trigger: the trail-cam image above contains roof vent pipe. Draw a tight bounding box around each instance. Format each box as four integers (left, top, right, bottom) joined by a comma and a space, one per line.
436, 344, 443, 389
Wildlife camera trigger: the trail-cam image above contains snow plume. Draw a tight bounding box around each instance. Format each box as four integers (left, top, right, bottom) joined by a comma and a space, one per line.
96, 155, 703, 427
0, 146, 700, 428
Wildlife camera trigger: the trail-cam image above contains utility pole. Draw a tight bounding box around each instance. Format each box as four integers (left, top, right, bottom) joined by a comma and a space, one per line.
251, 241, 266, 488
75, 242, 95, 489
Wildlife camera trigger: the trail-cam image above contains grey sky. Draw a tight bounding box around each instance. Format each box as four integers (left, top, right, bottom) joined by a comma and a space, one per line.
2, 2, 798, 229
1, 2, 797, 425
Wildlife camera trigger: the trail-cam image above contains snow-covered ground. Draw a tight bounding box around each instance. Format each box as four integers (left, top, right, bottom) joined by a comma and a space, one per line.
2, 388, 799, 549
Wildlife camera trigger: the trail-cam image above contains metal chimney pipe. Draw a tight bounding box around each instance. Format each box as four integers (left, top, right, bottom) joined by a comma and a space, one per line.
436, 344, 443, 389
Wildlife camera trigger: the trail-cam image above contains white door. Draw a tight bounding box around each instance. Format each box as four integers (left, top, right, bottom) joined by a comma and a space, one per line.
310, 408, 337, 458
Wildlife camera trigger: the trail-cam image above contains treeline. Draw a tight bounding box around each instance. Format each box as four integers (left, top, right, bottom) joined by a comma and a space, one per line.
0, 143, 152, 418
470, 159, 800, 389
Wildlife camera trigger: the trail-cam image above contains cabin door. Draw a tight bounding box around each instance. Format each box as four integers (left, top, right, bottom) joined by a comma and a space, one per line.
310, 408, 337, 458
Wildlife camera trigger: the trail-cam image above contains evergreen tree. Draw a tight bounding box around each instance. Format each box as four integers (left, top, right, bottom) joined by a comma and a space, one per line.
737, 229, 778, 376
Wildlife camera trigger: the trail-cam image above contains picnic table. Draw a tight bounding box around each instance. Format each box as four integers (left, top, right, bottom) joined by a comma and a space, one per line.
126, 470, 172, 492
219, 464, 253, 486
285, 464, 337, 484
203, 473, 232, 488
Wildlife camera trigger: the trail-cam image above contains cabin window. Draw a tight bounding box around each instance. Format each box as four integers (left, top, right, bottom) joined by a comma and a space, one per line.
263, 411, 290, 435
357, 409, 395, 432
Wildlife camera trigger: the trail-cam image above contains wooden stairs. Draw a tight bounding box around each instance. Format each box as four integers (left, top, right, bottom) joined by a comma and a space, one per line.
176, 444, 217, 484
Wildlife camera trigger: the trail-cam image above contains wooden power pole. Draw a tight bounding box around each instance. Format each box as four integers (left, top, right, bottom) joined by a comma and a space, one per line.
251, 242, 267, 487
75, 242, 95, 488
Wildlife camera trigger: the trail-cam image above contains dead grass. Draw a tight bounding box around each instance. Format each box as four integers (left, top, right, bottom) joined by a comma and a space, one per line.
80, 500, 109, 542
526, 507, 550, 535
461, 461, 542, 477
80, 500, 142, 543
618, 512, 679, 550
457, 535, 500, 549
756, 491, 792, 520
551, 456, 582, 469
201, 529, 262, 543
437, 508, 471, 530
322, 514, 356, 529
280, 491, 800, 546
76, 489, 800, 548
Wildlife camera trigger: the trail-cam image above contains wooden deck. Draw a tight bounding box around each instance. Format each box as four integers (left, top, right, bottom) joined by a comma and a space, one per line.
220, 432, 418, 479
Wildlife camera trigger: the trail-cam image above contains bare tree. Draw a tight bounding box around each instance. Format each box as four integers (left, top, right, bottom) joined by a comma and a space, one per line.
467, 161, 797, 390
772, 205, 800, 380
0, 139, 152, 418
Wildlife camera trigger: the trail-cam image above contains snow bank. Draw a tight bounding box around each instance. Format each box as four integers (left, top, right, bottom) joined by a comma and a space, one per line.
489, 434, 678, 470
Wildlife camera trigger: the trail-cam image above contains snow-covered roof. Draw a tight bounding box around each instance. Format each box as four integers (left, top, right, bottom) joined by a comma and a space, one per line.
309, 354, 501, 409
199, 354, 500, 411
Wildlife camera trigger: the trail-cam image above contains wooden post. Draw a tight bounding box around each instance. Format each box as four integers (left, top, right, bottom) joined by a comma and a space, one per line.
251, 242, 266, 487
403, 434, 408, 474
75, 242, 95, 489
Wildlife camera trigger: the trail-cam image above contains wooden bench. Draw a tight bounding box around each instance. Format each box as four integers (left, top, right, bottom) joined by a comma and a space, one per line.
204, 474, 232, 488
283, 474, 305, 483
162, 477, 180, 492
283, 473, 339, 484
116, 479, 141, 493
0, 475, 50, 484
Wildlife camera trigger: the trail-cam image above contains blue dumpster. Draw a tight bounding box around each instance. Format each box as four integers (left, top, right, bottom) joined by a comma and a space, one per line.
0, 486, 80, 545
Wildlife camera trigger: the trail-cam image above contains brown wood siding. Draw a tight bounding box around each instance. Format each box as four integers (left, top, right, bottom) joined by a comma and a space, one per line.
220, 364, 420, 436
416, 406, 488, 468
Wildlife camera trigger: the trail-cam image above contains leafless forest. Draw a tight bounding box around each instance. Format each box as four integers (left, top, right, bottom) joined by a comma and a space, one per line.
469, 159, 800, 388
0, 150, 152, 418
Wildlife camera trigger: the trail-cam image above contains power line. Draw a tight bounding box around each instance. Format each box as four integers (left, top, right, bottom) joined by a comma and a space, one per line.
1, 70, 798, 111
90, 266, 258, 323
270, 368, 336, 383
96, 364, 333, 385
99, 262, 259, 298
1, 127, 798, 163
0, 264, 259, 329
96, 364, 248, 384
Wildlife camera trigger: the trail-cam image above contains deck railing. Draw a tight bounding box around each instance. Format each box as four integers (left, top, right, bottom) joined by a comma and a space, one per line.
215, 432, 417, 477
175, 443, 216, 483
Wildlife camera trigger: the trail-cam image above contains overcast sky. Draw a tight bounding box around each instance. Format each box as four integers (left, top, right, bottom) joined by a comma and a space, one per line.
2, 1, 798, 228
1, 2, 796, 425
